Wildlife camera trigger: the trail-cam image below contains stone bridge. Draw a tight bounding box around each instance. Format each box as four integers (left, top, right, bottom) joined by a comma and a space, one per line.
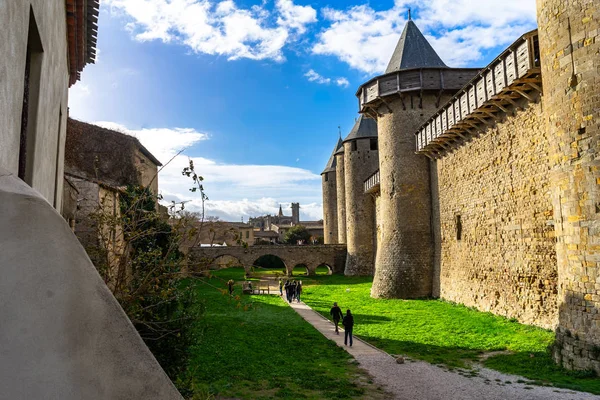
189, 245, 347, 275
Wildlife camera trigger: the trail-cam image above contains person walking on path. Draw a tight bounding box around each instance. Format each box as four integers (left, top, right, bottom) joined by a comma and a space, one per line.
342, 309, 354, 346
284, 280, 291, 302
330, 302, 343, 334
296, 282, 302, 302
289, 281, 297, 303
227, 279, 234, 296
279, 279, 283, 296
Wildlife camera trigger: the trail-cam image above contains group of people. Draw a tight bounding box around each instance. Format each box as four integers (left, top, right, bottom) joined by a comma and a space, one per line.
330, 302, 354, 346
279, 279, 302, 303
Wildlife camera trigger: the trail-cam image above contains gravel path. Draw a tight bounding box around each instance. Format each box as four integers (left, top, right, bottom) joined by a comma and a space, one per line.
287, 300, 600, 400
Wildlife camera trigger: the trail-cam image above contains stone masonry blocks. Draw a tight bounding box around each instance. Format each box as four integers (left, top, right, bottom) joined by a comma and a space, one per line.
344, 139, 379, 275
436, 102, 558, 329
538, 0, 600, 372
371, 93, 452, 298
190, 245, 348, 275
336, 153, 347, 244
322, 172, 338, 244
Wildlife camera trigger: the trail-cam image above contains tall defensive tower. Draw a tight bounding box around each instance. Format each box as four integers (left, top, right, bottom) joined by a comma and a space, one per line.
335, 142, 347, 244
343, 115, 379, 275
322, 139, 341, 244
537, 0, 600, 372
291, 202, 300, 225
357, 17, 479, 297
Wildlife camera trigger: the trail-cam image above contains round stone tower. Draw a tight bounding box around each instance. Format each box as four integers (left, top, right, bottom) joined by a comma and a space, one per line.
335, 145, 347, 244
356, 18, 479, 297
343, 115, 379, 275
537, 0, 600, 372
321, 138, 343, 244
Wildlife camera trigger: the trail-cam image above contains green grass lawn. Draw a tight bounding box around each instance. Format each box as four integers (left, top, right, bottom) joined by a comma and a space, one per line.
301, 275, 600, 394
181, 268, 386, 399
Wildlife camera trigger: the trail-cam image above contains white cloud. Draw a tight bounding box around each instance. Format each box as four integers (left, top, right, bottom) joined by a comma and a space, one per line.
304, 69, 349, 87
275, 0, 317, 34
105, 0, 317, 62
335, 77, 349, 87
93, 121, 322, 221
304, 69, 330, 84
313, 0, 537, 74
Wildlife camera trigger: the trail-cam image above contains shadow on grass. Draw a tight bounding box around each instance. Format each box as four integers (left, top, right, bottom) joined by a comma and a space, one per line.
484, 351, 600, 394
354, 335, 600, 395
183, 277, 369, 400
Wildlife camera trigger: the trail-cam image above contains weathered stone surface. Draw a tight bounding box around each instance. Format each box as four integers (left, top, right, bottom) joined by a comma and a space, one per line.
538, 0, 600, 372
336, 153, 347, 244
435, 101, 558, 329
344, 138, 379, 275
190, 244, 347, 275
322, 171, 338, 244
372, 93, 453, 298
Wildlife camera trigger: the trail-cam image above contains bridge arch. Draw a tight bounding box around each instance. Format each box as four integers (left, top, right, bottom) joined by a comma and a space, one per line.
291, 263, 309, 276
189, 245, 347, 275
253, 254, 287, 274
313, 263, 333, 275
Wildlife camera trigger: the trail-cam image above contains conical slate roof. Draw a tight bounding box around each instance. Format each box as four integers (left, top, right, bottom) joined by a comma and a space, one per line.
385, 20, 447, 73
322, 137, 343, 174
343, 115, 378, 143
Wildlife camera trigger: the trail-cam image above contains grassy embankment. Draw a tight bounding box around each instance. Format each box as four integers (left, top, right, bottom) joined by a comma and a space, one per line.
181, 268, 386, 399
300, 275, 600, 395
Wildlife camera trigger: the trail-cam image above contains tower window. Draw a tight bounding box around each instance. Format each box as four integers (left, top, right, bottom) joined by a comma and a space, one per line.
455, 214, 462, 241
351, 141, 357, 151
370, 138, 378, 151
324, 173, 329, 182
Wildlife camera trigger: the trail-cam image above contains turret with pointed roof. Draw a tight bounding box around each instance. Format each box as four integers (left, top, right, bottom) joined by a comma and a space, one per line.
352, 17, 481, 298
321, 137, 343, 175
385, 19, 447, 73
322, 136, 343, 244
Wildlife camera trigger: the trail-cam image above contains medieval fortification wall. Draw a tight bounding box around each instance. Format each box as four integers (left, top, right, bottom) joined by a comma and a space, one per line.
435, 101, 558, 329
322, 0, 600, 372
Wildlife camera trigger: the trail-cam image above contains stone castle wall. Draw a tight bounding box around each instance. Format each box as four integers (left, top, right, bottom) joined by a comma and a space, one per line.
538, 0, 600, 371
336, 153, 347, 244
436, 101, 558, 329
372, 93, 453, 298
322, 171, 338, 244
344, 138, 378, 275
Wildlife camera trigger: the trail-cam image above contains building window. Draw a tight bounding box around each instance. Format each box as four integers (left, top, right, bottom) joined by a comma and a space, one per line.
18, 8, 44, 184
324, 173, 328, 182
370, 138, 378, 151
351, 141, 357, 151
455, 214, 462, 241
246, 230, 249, 239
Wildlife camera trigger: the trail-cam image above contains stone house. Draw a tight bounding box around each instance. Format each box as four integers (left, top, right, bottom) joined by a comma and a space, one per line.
0, 1, 182, 398
323, 2, 600, 373
63, 118, 163, 289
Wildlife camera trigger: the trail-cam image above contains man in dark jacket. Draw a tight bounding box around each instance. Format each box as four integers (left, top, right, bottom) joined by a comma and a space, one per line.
330, 302, 343, 334
342, 309, 354, 346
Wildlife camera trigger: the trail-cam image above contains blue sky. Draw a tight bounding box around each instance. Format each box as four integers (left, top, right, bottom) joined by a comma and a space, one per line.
70, 0, 537, 221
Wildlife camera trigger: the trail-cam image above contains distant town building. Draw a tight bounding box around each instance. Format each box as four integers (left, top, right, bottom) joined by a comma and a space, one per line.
249, 202, 323, 243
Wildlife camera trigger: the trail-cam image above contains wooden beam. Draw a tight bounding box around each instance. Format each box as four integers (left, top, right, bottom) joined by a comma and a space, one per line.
526, 81, 542, 92
513, 88, 535, 101
377, 96, 393, 113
